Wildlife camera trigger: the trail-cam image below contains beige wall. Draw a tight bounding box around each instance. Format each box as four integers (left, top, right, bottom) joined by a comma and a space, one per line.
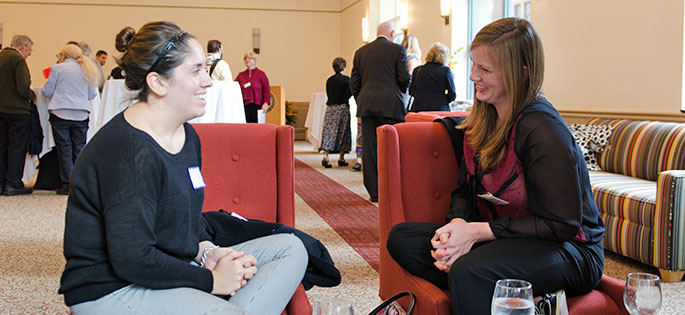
533, 0, 684, 116
0, 0, 341, 102
405, 0, 451, 64
3, 0, 685, 116
340, 0, 368, 81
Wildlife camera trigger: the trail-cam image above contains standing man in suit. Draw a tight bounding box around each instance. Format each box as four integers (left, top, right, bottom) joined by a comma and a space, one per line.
0, 35, 35, 196
350, 22, 410, 202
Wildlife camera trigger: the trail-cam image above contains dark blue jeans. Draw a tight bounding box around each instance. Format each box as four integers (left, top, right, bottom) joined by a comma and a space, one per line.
49, 114, 88, 187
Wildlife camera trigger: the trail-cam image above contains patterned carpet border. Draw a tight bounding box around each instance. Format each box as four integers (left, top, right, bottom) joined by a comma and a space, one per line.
294, 158, 379, 271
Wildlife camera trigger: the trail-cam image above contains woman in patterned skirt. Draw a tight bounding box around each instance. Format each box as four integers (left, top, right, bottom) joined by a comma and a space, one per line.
320, 57, 352, 168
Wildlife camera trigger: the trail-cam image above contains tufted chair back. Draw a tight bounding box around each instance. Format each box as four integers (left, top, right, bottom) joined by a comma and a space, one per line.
193, 123, 309, 315
193, 123, 294, 225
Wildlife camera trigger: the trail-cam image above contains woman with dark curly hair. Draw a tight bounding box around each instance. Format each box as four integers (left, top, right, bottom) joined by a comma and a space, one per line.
59, 21, 307, 315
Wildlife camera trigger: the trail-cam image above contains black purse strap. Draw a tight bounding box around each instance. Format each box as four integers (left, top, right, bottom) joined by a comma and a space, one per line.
368, 291, 416, 315
209, 58, 221, 76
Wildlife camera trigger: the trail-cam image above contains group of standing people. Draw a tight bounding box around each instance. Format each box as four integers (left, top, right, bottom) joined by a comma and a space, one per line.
321, 22, 457, 202
204, 39, 271, 123
321, 18, 605, 314
0, 35, 101, 196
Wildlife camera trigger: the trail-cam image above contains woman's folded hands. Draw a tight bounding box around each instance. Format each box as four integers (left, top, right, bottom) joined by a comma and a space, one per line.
208, 248, 258, 296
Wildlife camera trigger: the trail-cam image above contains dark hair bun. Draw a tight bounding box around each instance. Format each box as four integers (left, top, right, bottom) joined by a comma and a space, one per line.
115, 27, 136, 52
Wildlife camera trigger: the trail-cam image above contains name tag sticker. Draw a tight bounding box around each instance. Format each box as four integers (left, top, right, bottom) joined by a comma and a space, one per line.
243, 82, 252, 88
477, 192, 509, 205
187, 166, 206, 190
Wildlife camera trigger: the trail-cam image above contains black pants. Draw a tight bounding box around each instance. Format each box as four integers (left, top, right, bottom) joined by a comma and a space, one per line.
49, 114, 88, 187
387, 222, 604, 314
360, 115, 403, 199
244, 103, 261, 123
0, 113, 31, 189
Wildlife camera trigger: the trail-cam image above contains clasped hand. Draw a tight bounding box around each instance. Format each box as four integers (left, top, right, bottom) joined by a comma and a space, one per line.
206, 247, 258, 296
430, 219, 480, 272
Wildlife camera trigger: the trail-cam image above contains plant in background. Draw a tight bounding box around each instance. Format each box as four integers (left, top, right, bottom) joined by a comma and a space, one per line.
448, 46, 464, 70
285, 101, 297, 126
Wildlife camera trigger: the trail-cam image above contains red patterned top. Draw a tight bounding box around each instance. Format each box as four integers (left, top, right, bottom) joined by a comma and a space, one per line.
463, 117, 532, 221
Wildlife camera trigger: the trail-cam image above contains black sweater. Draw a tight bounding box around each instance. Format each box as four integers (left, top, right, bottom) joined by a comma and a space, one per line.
446, 97, 605, 244
325, 72, 351, 106
409, 62, 456, 112
59, 113, 212, 306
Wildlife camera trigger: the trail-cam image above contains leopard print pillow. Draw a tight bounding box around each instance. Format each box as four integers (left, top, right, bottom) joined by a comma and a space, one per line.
568, 124, 615, 171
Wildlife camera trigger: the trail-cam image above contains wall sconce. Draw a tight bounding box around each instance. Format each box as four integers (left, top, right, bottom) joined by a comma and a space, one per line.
362, 16, 369, 43
440, 0, 451, 25
400, 0, 409, 33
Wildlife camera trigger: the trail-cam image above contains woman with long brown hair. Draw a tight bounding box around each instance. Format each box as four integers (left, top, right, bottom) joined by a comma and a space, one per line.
387, 18, 605, 314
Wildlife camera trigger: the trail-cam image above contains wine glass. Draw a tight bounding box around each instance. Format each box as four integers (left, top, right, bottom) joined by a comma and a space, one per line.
314, 298, 354, 315
623, 272, 662, 314
491, 279, 535, 315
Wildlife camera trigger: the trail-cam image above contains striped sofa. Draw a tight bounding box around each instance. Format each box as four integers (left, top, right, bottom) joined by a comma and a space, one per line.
587, 118, 685, 282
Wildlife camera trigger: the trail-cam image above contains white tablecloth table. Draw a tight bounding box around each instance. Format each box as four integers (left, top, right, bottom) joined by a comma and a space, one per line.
98, 79, 246, 129
304, 92, 357, 151
22, 79, 245, 185
188, 81, 245, 124
22, 87, 101, 184
96, 79, 135, 133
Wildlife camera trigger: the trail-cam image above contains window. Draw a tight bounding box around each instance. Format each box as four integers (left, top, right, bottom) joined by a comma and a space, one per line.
370, 0, 404, 44
463, 0, 520, 100
513, 0, 531, 20
379, 0, 401, 24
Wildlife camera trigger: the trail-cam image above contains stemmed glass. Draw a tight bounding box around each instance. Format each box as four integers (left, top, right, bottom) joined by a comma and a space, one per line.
623, 272, 662, 315
491, 279, 535, 315
314, 298, 354, 315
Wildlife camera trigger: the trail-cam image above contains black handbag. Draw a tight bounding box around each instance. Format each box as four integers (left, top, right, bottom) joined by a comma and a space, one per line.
28, 100, 43, 155
368, 291, 415, 315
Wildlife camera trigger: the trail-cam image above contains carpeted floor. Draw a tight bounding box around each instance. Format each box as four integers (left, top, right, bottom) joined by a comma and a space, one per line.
0, 140, 683, 314
292, 141, 685, 314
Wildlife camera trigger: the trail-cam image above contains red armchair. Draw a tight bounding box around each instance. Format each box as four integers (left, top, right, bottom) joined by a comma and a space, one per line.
377, 121, 628, 315
194, 123, 311, 315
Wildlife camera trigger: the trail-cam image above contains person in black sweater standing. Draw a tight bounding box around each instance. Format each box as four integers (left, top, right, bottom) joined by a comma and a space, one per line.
320, 57, 352, 168
59, 21, 307, 315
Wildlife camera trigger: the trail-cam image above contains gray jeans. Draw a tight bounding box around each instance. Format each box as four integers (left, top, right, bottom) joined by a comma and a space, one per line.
70, 234, 308, 315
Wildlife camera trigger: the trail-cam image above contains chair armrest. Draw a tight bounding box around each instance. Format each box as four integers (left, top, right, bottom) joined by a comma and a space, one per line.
596, 274, 629, 315
378, 124, 408, 234
284, 284, 311, 315
653, 170, 685, 271
276, 125, 295, 227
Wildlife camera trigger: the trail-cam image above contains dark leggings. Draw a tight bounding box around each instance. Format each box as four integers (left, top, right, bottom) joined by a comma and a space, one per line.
387, 222, 604, 314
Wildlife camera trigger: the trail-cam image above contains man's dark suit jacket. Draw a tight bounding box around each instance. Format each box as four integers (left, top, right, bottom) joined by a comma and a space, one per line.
350, 37, 410, 120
